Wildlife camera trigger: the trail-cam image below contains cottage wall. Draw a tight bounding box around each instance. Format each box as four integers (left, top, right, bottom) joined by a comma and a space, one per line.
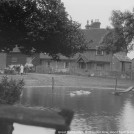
87, 62, 110, 71
40, 60, 65, 69
6, 53, 40, 67
123, 62, 131, 72
112, 56, 131, 72
77, 50, 112, 73
105, 63, 111, 71
132, 59, 134, 72
0, 53, 6, 69
111, 56, 121, 72
83, 50, 112, 62
36, 59, 77, 74
87, 63, 94, 70
6, 53, 27, 66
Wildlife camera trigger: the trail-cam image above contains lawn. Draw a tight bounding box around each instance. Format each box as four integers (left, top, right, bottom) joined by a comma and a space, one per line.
0, 73, 134, 90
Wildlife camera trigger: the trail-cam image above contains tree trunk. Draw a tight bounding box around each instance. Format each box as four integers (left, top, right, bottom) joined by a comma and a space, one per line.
0, 121, 14, 134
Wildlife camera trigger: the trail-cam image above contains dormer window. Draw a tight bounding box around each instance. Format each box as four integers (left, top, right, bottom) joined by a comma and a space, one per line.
96, 49, 104, 55
96, 47, 104, 55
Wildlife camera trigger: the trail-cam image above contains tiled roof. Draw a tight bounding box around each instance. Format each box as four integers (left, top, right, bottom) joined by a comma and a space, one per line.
12, 46, 20, 52
76, 54, 89, 62
78, 52, 90, 61
40, 53, 79, 60
76, 51, 111, 63
40, 28, 107, 60
82, 28, 107, 49
11, 28, 107, 59
114, 53, 131, 62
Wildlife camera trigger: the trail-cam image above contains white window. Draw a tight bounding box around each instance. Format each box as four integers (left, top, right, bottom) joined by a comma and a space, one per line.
64, 62, 69, 68
96, 49, 104, 55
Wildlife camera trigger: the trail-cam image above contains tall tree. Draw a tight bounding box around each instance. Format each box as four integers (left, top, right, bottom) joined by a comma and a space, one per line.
0, 0, 87, 58
100, 10, 134, 54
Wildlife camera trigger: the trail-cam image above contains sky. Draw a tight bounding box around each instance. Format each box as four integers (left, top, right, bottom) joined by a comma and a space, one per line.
61, 0, 134, 59
61, 0, 134, 28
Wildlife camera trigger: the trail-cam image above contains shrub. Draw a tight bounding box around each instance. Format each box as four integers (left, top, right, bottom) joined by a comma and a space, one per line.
4, 68, 15, 75
0, 76, 25, 104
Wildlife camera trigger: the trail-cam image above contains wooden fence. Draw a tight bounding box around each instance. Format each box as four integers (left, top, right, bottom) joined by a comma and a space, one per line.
35, 65, 134, 80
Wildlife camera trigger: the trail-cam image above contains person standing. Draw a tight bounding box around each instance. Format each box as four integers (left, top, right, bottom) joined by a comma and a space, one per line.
20, 64, 24, 75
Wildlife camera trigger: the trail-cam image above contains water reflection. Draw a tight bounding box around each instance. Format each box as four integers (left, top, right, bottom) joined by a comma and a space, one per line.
118, 96, 134, 131
20, 87, 134, 131
13, 123, 55, 134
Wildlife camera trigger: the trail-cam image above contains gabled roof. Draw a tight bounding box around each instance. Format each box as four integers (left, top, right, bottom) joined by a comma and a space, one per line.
82, 28, 107, 49
114, 53, 131, 62
76, 54, 88, 63
76, 51, 111, 63
40, 53, 79, 60
12, 46, 20, 52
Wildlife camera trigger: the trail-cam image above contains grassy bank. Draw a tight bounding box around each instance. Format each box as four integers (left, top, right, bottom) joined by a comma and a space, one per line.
0, 73, 133, 90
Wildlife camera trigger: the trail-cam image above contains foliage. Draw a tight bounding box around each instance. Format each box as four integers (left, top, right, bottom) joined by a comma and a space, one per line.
24, 66, 35, 73
4, 65, 20, 74
100, 10, 134, 53
0, 76, 24, 104
0, 0, 87, 58
4, 68, 15, 75
4, 64, 35, 74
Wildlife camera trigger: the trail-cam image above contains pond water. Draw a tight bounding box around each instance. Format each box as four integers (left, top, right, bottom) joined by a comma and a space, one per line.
15, 87, 134, 133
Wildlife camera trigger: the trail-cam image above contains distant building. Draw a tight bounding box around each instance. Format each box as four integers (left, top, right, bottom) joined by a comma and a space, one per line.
5, 46, 40, 68
0, 20, 132, 78
36, 53, 78, 74
36, 20, 132, 77
132, 58, 134, 71
112, 52, 131, 72
0, 53, 6, 69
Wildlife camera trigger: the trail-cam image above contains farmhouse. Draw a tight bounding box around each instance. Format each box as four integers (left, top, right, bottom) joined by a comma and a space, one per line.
0, 46, 40, 72
0, 20, 132, 77
36, 20, 132, 76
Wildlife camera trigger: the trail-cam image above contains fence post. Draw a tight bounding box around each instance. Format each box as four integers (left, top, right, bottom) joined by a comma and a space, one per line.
52, 77, 54, 91
115, 77, 117, 93
131, 70, 133, 80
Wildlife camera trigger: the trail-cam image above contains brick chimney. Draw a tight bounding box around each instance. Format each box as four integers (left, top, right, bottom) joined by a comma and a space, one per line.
90, 19, 101, 28
85, 20, 90, 30
85, 19, 101, 29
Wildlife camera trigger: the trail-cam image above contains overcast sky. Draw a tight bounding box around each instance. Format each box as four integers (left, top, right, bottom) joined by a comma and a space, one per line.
61, 0, 134, 29
61, 0, 134, 59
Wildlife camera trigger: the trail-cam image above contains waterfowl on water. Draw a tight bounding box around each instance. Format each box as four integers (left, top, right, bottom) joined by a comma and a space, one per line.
69, 90, 91, 97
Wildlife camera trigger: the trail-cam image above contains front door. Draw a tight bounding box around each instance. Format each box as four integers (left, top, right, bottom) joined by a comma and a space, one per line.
79, 62, 86, 69
122, 62, 125, 72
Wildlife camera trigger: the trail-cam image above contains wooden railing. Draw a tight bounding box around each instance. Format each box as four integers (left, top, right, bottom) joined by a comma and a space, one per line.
0, 105, 74, 134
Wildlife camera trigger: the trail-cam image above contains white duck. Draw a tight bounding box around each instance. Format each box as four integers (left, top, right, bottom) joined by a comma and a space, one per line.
70, 90, 91, 97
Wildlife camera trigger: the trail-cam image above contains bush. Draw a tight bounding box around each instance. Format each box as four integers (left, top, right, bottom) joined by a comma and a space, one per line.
4, 68, 15, 75
0, 76, 25, 104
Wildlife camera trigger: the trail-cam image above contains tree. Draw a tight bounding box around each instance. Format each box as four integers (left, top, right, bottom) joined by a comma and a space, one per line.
100, 10, 134, 54
0, 0, 87, 58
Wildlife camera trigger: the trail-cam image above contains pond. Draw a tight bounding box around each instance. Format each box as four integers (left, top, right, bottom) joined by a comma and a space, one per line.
14, 87, 134, 134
